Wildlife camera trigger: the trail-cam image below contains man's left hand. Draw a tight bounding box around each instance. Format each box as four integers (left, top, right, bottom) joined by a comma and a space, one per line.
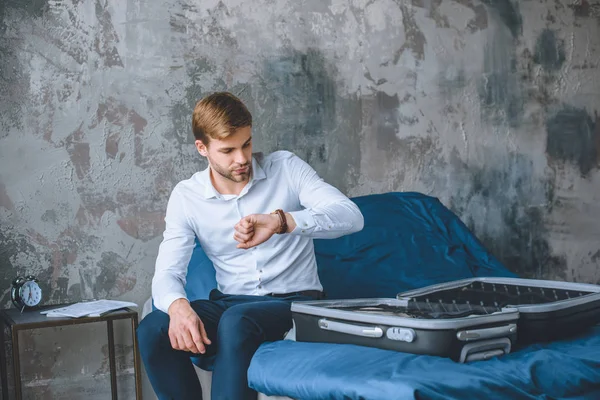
234, 214, 280, 249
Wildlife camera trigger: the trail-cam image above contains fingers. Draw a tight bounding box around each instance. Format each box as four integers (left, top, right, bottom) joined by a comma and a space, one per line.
234, 230, 254, 244
183, 330, 202, 354
169, 317, 212, 354
198, 320, 212, 345
235, 219, 254, 234
189, 321, 212, 354
168, 329, 179, 350
237, 241, 253, 249
234, 217, 255, 246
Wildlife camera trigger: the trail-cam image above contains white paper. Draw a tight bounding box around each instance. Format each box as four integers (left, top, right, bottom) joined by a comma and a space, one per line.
41, 300, 138, 318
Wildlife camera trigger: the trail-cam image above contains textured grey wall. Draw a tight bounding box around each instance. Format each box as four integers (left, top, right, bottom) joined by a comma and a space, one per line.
1, 0, 599, 398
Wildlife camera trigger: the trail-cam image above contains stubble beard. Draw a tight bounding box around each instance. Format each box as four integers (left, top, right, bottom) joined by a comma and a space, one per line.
212, 162, 251, 183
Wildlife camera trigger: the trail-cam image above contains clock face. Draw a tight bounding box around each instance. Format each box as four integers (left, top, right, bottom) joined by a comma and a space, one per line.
20, 280, 42, 307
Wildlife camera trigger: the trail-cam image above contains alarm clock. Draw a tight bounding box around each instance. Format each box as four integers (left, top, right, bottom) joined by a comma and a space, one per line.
11, 275, 43, 309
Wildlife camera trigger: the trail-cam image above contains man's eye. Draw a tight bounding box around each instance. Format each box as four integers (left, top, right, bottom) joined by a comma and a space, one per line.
243, 142, 251, 147
222, 150, 232, 154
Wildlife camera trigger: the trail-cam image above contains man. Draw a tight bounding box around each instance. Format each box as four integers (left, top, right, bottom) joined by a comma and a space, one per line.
137, 92, 364, 400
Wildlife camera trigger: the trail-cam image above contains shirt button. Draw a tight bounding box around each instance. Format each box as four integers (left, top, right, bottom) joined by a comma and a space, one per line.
258, 285, 262, 289
259, 270, 263, 273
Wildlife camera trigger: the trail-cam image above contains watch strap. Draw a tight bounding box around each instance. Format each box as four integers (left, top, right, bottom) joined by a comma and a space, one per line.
271, 209, 288, 234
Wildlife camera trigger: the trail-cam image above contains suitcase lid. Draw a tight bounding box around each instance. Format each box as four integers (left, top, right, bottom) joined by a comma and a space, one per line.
396, 277, 600, 314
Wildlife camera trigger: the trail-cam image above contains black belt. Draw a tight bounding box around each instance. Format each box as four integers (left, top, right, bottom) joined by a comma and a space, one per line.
266, 290, 324, 299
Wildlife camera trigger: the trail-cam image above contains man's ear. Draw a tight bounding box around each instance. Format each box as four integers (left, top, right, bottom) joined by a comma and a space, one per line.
195, 140, 208, 156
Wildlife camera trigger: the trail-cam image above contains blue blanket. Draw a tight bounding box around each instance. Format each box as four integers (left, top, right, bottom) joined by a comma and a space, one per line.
249, 325, 600, 399
312, 192, 516, 299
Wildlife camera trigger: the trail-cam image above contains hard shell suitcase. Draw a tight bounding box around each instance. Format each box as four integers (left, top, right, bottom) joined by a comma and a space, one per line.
291, 278, 600, 362
398, 277, 600, 344
291, 298, 519, 362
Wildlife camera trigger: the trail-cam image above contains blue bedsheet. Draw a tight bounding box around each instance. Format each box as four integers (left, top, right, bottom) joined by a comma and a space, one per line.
249, 325, 600, 399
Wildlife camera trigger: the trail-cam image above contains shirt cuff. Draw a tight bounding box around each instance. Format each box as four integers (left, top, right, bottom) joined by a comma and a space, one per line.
156, 292, 188, 314
288, 210, 317, 235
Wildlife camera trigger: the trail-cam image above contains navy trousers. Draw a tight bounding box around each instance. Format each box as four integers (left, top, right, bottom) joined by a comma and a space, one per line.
137, 289, 317, 400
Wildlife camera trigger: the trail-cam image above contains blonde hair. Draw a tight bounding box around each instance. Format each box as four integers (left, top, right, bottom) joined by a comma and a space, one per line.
192, 92, 252, 145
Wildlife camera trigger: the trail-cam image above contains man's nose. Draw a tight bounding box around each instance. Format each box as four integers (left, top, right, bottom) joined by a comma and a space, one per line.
235, 150, 248, 165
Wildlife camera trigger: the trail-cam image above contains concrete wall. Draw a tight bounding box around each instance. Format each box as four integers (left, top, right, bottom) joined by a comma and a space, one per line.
0, 0, 599, 398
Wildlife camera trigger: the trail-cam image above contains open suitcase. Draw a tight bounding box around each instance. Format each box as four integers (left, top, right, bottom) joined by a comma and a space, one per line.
398, 277, 600, 344
291, 278, 600, 362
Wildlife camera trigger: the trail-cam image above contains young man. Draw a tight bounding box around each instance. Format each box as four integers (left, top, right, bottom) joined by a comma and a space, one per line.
137, 92, 364, 400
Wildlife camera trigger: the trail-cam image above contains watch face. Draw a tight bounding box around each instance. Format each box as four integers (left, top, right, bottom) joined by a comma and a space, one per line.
20, 281, 42, 307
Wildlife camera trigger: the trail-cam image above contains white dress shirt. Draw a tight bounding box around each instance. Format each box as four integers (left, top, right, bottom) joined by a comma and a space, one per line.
152, 150, 364, 313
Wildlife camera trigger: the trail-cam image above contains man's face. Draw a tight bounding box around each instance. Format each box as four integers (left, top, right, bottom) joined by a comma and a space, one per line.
195, 126, 253, 184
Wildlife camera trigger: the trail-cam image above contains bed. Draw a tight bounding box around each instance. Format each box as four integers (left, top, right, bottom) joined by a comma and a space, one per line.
143, 192, 600, 399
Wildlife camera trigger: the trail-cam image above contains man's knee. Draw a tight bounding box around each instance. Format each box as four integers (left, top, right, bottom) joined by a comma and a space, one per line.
217, 307, 264, 343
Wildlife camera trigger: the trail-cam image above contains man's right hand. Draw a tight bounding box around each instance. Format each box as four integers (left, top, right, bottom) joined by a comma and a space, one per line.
167, 298, 212, 354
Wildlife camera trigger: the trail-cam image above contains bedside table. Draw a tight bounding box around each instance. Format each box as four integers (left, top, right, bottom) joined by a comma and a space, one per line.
0, 304, 142, 400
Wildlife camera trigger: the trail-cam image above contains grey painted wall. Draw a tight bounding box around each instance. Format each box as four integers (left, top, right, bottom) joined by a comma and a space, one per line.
1, 0, 599, 398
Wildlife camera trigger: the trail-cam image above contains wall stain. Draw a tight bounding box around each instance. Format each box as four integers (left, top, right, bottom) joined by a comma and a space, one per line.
0, 1, 48, 134
92, 98, 149, 166
427, 0, 450, 28
261, 49, 336, 140
105, 132, 120, 159
169, 57, 217, 145
374, 92, 401, 151
569, 0, 600, 18
0, 181, 14, 210
95, 252, 136, 298
19, 329, 61, 383
116, 206, 165, 242
94, 0, 123, 68
466, 2, 489, 32
438, 68, 467, 99
533, 29, 566, 71
64, 124, 90, 180
519, 48, 558, 107
445, 151, 565, 279
393, 3, 426, 62
41, 210, 58, 223
596, 112, 600, 162
95, 343, 134, 377
27, 228, 81, 293
480, 0, 522, 38
77, 188, 118, 222
571, 0, 592, 17
546, 105, 598, 177
258, 48, 336, 172
478, 32, 523, 127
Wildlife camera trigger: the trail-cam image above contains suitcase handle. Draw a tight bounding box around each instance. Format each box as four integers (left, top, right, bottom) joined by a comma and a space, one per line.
456, 324, 517, 342
318, 319, 383, 338
459, 337, 512, 363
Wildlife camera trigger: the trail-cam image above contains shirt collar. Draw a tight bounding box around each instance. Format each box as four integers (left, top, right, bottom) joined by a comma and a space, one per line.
199, 155, 266, 200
